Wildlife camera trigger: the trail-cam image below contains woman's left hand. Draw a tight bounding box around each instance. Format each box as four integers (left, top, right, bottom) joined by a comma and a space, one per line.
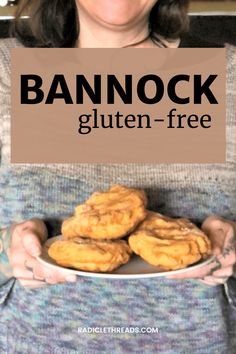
168, 216, 236, 285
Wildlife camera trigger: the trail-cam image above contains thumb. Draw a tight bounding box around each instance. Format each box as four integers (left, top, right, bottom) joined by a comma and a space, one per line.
202, 217, 225, 255
211, 246, 221, 257
208, 231, 223, 256
22, 231, 42, 257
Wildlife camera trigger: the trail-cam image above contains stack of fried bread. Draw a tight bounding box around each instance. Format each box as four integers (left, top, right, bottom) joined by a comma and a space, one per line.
48, 185, 147, 272
48, 185, 211, 272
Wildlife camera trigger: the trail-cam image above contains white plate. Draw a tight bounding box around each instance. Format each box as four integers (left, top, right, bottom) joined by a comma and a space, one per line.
37, 236, 215, 279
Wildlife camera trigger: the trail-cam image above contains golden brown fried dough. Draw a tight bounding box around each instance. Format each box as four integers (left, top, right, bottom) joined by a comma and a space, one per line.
62, 185, 147, 240
128, 212, 211, 271
48, 237, 132, 272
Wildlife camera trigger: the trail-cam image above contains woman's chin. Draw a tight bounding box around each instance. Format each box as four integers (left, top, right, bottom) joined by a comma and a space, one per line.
77, 0, 153, 29
95, 14, 141, 29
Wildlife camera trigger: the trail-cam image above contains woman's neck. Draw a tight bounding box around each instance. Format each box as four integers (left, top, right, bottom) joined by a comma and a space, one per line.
78, 15, 151, 48
76, 7, 180, 49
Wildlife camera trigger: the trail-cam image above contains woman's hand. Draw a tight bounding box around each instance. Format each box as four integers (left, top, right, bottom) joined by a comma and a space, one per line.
168, 216, 236, 285
8, 219, 77, 288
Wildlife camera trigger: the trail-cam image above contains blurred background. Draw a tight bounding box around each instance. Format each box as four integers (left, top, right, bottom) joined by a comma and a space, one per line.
0, 1, 236, 45
0, 0, 236, 16
191, 0, 236, 13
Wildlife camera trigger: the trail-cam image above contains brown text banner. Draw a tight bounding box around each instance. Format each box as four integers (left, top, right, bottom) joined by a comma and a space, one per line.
11, 48, 226, 163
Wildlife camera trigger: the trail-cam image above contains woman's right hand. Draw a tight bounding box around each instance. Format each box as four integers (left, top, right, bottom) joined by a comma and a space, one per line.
8, 219, 77, 288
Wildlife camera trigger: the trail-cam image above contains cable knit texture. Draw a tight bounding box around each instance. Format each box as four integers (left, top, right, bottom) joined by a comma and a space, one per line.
0, 37, 236, 354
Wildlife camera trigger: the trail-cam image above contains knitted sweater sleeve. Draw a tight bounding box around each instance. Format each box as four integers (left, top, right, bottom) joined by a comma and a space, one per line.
0, 227, 13, 286
0, 42, 4, 163
0, 40, 14, 285
0, 39, 12, 166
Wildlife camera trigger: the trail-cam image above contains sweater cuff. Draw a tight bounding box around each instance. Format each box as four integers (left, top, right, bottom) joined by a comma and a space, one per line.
0, 226, 13, 286
224, 278, 236, 308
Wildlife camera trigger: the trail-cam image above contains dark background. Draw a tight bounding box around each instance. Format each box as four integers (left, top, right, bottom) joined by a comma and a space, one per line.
0, 15, 236, 46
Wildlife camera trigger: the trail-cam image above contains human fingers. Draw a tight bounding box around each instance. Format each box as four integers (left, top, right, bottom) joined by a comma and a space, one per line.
37, 265, 77, 284
21, 232, 43, 257
198, 276, 228, 286
202, 216, 234, 255
12, 259, 46, 288
9, 219, 77, 287
18, 278, 47, 289
218, 229, 236, 267
10, 219, 48, 257
167, 256, 220, 280
168, 253, 235, 281
12, 264, 35, 279
14, 258, 77, 288
213, 265, 233, 277
205, 225, 235, 280
27, 259, 77, 284
12, 219, 48, 241
198, 261, 234, 287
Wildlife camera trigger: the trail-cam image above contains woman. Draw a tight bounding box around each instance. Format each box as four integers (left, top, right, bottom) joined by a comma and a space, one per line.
0, 0, 236, 353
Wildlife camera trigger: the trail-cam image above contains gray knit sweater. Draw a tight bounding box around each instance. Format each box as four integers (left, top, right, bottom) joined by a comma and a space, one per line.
0, 38, 236, 354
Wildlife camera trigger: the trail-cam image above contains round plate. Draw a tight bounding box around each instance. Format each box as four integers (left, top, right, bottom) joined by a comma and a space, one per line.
37, 236, 215, 279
